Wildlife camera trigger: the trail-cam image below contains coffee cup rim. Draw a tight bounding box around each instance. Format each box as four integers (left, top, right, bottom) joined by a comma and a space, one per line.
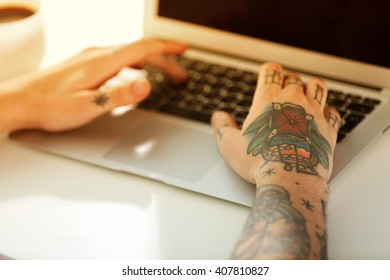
0, 0, 41, 27
0, 6, 42, 30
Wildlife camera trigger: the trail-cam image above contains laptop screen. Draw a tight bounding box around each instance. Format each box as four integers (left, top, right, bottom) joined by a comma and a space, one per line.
159, 0, 390, 68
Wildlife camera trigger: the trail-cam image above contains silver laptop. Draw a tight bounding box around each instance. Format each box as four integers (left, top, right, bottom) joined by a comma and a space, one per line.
10, 0, 390, 206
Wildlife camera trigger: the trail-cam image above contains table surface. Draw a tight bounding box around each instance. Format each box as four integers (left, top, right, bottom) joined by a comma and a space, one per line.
1, 0, 390, 260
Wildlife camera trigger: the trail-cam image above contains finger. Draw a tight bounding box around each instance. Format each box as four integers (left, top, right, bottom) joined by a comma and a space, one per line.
256, 62, 284, 94
211, 110, 239, 141
73, 39, 187, 89
324, 106, 342, 133
211, 111, 257, 184
114, 39, 187, 70
250, 62, 284, 114
306, 78, 328, 110
283, 72, 304, 89
35, 79, 152, 132
90, 78, 151, 110
145, 54, 188, 82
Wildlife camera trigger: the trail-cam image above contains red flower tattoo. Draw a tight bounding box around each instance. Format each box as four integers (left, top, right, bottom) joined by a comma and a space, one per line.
272, 103, 313, 139
244, 102, 331, 176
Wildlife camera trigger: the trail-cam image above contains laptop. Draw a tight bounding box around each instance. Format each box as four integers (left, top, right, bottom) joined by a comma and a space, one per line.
10, 0, 390, 207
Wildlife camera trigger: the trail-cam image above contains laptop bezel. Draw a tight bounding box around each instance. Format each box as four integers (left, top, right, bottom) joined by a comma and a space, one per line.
144, 0, 390, 89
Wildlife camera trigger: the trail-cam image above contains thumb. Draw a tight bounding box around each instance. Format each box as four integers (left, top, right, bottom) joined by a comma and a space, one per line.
211, 110, 241, 162
104, 78, 151, 108
211, 110, 238, 142
211, 111, 257, 184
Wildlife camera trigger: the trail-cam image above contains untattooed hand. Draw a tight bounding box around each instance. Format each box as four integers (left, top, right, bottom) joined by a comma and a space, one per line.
0, 39, 187, 132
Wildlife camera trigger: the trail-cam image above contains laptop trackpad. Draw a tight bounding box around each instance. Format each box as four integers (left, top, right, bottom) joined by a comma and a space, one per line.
104, 120, 220, 182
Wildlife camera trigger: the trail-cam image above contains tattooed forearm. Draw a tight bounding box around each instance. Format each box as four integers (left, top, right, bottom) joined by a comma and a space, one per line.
231, 185, 310, 260
301, 198, 314, 212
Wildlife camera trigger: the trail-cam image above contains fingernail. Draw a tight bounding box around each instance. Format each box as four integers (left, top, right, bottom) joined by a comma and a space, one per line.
211, 111, 223, 122
134, 79, 150, 96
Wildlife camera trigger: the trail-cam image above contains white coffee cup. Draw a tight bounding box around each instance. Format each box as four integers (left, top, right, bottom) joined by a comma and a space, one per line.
0, 0, 45, 81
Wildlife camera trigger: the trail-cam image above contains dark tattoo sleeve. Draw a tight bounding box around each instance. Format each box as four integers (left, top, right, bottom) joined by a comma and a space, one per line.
243, 102, 332, 176
231, 185, 310, 259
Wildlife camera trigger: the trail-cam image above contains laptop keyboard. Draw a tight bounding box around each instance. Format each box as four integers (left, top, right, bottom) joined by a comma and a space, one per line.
139, 56, 381, 143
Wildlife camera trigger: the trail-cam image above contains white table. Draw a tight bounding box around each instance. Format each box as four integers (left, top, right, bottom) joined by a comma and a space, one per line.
1, 0, 390, 260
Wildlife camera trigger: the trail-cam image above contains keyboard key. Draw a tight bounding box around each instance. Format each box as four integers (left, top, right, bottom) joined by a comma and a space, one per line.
221, 95, 237, 103
220, 106, 236, 114
347, 103, 375, 114
238, 99, 252, 107
184, 98, 202, 107
340, 113, 365, 133
202, 103, 219, 111
364, 97, 381, 105
346, 94, 363, 102
235, 111, 249, 119
328, 89, 344, 97
330, 99, 347, 107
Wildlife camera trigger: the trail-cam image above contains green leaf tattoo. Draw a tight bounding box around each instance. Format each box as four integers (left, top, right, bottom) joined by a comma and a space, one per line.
243, 102, 331, 176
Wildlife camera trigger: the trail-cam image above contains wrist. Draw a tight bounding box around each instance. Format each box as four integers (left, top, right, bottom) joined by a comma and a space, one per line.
0, 79, 35, 132
254, 164, 328, 198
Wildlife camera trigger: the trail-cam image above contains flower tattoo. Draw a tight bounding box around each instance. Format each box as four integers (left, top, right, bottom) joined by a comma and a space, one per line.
243, 103, 331, 176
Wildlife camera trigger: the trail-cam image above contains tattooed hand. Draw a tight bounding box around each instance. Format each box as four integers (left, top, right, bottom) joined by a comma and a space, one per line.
211, 62, 340, 259
0, 39, 187, 132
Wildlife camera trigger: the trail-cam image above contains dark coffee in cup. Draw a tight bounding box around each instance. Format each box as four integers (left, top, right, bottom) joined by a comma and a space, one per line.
0, 5, 35, 23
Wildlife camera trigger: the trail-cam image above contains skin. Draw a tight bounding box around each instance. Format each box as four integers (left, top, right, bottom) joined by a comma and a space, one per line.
211, 63, 340, 259
0, 39, 187, 132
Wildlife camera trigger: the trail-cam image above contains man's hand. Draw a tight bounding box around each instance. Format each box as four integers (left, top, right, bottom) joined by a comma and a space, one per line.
211, 62, 340, 184
0, 39, 187, 132
211, 62, 341, 259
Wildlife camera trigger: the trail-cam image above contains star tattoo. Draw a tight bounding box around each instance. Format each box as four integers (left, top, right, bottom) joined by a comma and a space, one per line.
262, 168, 276, 177
93, 91, 109, 107
301, 198, 314, 212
